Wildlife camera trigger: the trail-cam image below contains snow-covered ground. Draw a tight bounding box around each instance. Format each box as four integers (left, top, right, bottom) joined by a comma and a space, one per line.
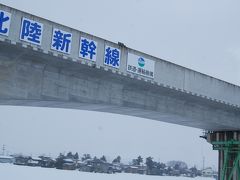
0, 163, 215, 180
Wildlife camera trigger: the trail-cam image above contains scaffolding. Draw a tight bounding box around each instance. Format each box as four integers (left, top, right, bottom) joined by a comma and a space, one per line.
212, 140, 240, 180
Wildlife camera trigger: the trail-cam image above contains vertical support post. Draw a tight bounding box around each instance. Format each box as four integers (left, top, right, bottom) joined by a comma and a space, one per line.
221, 149, 229, 180
228, 153, 240, 180
205, 131, 240, 180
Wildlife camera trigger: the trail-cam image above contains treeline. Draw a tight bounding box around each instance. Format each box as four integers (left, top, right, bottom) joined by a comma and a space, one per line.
52, 152, 202, 177
8, 151, 207, 177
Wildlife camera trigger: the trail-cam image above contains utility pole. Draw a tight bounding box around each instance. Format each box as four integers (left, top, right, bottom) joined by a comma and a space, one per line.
2, 144, 5, 155
202, 156, 205, 170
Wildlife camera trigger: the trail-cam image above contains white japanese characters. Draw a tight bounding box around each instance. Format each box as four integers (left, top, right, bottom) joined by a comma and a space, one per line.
20, 17, 43, 45
0, 10, 11, 36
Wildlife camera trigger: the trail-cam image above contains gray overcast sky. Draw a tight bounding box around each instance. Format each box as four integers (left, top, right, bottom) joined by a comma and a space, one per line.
1, 0, 240, 169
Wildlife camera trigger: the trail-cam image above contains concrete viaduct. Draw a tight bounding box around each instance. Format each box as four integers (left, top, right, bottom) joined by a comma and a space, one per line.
0, 3, 239, 180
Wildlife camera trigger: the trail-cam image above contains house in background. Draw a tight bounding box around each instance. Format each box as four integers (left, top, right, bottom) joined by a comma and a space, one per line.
62, 158, 76, 170
78, 160, 94, 172
0, 155, 15, 163
39, 156, 56, 168
79, 159, 115, 173
202, 167, 217, 178
13, 155, 31, 166
111, 163, 123, 173
27, 157, 42, 167
124, 165, 147, 174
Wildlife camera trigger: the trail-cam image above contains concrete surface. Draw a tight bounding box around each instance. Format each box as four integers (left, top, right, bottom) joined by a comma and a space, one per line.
0, 3, 239, 131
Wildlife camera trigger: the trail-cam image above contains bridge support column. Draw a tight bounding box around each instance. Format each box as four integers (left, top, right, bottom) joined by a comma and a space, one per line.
206, 131, 240, 180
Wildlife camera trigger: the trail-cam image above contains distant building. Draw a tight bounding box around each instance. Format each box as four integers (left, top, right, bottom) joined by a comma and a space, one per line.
62, 158, 76, 170
202, 167, 216, 177
111, 163, 123, 173
124, 165, 147, 174
39, 156, 56, 168
0, 155, 15, 163
79, 159, 114, 173
27, 157, 41, 167
14, 155, 31, 166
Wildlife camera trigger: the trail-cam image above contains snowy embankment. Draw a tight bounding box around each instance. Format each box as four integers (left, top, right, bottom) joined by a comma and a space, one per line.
0, 164, 214, 180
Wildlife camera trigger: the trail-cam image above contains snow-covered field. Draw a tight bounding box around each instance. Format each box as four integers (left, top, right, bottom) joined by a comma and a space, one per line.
0, 164, 215, 180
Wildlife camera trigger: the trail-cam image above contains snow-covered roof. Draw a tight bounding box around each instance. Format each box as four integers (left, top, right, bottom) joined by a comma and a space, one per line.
129, 166, 139, 169
64, 159, 74, 163
63, 162, 75, 165
32, 157, 41, 161
0, 155, 14, 159
83, 158, 93, 162
28, 160, 39, 164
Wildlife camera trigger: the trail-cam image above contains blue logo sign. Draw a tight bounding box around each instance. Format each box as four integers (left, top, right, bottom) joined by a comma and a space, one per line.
138, 57, 145, 67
